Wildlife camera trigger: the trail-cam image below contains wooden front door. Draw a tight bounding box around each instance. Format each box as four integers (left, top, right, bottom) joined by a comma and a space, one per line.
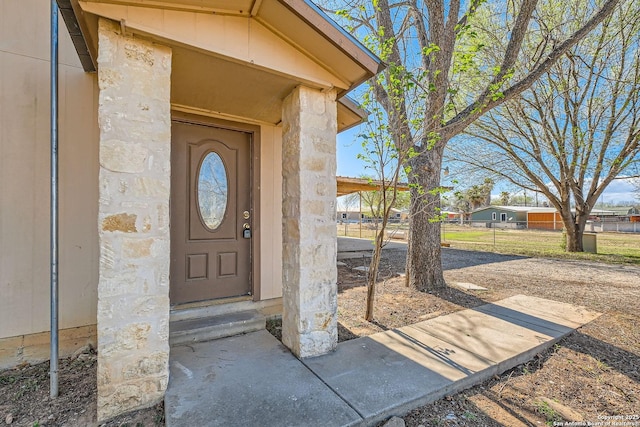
171, 121, 252, 304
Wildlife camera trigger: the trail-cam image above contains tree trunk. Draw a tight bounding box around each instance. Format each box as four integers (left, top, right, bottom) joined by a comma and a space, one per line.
406, 145, 447, 291
365, 229, 385, 321
566, 227, 583, 252
564, 212, 589, 252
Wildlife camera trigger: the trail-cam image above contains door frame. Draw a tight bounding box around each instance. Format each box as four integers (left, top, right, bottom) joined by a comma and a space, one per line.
170, 110, 262, 304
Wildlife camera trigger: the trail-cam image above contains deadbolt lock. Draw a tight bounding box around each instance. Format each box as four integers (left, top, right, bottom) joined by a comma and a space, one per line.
243, 211, 250, 219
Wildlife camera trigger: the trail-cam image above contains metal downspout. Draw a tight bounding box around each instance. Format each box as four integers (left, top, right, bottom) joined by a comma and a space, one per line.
50, 0, 59, 399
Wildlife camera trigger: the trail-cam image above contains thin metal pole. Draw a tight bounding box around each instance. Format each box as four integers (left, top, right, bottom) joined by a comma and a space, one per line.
493, 224, 496, 246
50, 0, 59, 399
359, 192, 362, 238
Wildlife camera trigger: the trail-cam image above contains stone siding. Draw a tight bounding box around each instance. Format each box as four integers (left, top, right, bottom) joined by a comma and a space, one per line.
96, 19, 172, 421
281, 86, 338, 358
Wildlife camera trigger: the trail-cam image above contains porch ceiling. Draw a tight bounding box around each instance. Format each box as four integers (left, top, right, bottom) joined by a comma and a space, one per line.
59, 0, 382, 130
172, 46, 299, 124
172, 46, 369, 129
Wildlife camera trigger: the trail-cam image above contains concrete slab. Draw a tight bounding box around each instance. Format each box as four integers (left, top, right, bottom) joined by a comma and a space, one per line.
164, 295, 600, 427
453, 282, 487, 291
165, 330, 362, 427
403, 310, 565, 371
304, 295, 600, 426
474, 294, 601, 330
303, 330, 497, 423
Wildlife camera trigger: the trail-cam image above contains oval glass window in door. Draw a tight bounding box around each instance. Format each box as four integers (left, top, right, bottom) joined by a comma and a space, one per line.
197, 152, 228, 230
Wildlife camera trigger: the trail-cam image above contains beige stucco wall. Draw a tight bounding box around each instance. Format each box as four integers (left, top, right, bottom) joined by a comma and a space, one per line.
0, 2, 99, 340
259, 124, 284, 301
0, 2, 287, 347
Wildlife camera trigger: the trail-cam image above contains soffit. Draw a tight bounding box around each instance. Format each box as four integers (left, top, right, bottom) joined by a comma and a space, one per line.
254, 0, 381, 92
75, 0, 255, 14
171, 46, 299, 124
64, 0, 379, 129
75, 0, 380, 94
337, 177, 410, 197
172, 47, 365, 130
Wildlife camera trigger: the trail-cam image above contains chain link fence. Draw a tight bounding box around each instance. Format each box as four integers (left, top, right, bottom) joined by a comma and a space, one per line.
337, 219, 640, 256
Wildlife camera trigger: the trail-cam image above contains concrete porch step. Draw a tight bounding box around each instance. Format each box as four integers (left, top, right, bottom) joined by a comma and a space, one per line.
169, 310, 266, 347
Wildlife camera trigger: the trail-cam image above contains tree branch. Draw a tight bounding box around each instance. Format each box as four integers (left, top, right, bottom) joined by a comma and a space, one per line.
443, 0, 621, 139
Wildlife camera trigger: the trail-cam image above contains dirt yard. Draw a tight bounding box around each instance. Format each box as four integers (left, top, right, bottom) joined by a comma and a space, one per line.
1, 246, 638, 426
335, 247, 639, 426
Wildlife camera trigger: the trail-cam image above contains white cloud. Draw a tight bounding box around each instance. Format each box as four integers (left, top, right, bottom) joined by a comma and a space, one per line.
490, 177, 639, 205
601, 177, 639, 204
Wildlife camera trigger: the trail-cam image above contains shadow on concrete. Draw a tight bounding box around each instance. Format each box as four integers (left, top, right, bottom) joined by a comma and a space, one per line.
303, 334, 467, 422
390, 329, 481, 376
433, 289, 640, 385
369, 320, 390, 332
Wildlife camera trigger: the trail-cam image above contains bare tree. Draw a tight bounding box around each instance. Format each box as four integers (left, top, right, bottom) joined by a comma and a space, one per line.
453, 3, 640, 251
355, 89, 415, 321
324, 0, 620, 291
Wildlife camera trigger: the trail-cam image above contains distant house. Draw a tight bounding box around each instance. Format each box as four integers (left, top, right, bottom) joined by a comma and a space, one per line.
471, 206, 529, 228
587, 207, 640, 232
526, 208, 563, 230
337, 208, 406, 223
591, 206, 639, 222
441, 210, 464, 222
588, 208, 620, 221
471, 206, 566, 229
472, 206, 639, 231
336, 209, 367, 223
390, 208, 409, 222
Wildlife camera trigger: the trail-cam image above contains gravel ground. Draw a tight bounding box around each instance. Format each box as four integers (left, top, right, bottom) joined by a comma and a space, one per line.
335, 247, 639, 427
1, 246, 638, 426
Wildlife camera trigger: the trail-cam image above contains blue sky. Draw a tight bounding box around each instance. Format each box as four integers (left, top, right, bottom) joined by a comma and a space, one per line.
337, 124, 639, 205
336, 126, 367, 177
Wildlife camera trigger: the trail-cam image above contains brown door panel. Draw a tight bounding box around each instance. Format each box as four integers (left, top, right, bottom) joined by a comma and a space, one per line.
171, 121, 251, 304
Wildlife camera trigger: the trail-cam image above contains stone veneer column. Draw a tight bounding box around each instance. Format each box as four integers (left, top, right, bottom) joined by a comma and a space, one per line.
281, 86, 338, 358
96, 19, 172, 421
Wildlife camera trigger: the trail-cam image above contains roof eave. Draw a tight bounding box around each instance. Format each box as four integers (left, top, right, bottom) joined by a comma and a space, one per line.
281, 0, 384, 81
56, 0, 96, 72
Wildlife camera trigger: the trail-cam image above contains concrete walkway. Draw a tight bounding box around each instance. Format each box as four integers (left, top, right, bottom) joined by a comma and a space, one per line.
165, 295, 600, 427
